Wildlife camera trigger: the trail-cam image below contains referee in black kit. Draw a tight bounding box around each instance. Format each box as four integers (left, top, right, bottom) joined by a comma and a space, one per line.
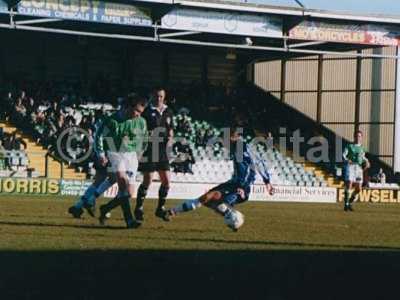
135, 87, 174, 224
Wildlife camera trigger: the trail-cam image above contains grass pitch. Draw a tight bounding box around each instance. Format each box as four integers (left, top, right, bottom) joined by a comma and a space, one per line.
0, 196, 399, 299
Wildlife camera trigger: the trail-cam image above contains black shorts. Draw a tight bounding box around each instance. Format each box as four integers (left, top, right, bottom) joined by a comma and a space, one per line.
138, 144, 170, 173
210, 181, 249, 206
138, 161, 170, 173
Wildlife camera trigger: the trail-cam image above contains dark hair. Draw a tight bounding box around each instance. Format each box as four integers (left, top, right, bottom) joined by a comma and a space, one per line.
230, 126, 243, 136
155, 87, 166, 93
355, 130, 363, 136
124, 93, 146, 108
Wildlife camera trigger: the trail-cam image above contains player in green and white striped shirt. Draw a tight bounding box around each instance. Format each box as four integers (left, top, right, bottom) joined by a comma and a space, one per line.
343, 130, 370, 211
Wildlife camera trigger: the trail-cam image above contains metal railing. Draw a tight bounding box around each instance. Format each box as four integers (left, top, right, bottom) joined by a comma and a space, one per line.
45, 152, 64, 179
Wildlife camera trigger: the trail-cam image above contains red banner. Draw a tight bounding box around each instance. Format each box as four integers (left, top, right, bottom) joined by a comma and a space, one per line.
290, 21, 400, 46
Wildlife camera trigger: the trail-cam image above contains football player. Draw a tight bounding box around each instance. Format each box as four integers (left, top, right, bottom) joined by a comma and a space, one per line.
343, 130, 370, 211
166, 127, 274, 230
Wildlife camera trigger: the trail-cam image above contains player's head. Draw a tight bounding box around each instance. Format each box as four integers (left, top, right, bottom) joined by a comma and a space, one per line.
124, 93, 146, 118
230, 126, 243, 142
154, 87, 166, 106
354, 130, 363, 144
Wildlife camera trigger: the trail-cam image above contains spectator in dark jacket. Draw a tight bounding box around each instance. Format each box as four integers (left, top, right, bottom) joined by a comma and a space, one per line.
172, 139, 195, 174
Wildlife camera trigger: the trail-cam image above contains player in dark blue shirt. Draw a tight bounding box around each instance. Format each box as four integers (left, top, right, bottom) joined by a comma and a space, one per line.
166, 127, 274, 229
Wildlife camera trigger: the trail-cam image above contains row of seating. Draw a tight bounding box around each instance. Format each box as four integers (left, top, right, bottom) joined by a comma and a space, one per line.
169, 114, 327, 187
0, 150, 29, 170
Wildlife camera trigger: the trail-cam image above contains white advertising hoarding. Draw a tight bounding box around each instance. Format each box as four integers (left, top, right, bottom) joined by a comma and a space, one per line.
103, 182, 337, 203
161, 8, 282, 38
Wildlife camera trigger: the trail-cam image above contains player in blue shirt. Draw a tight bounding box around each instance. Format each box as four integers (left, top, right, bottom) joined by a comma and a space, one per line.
166, 127, 274, 230
68, 118, 116, 218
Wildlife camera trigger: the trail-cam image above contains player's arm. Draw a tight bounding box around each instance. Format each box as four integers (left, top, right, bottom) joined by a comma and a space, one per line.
248, 146, 274, 195
140, 118, 149, 156
361, 149, 370, 169
167, 110, 174, 146
93, 118, 107, 166
342, 146, 351, 164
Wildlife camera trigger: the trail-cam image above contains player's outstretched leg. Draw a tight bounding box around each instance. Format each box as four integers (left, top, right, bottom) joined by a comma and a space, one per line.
168, 198, 202, 216
168, 190, 223, 217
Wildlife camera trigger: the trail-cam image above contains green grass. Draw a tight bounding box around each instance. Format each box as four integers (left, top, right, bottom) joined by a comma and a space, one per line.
0, 196, 399, 299
1, 196, 399, 251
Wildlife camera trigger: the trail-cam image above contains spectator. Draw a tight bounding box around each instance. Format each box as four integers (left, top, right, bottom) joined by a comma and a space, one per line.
372, 168, 386, 184
3, 132, 27, 151
195, 130, 206, 147
172, 139, 195, 174
14, 98, 27, 123
266, 131, 274, 149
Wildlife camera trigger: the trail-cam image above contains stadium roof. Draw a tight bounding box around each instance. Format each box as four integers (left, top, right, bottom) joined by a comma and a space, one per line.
0, 0, 399, 60
140, 0, 400, 24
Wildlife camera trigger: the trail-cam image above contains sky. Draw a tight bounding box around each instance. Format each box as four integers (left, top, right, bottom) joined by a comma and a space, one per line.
249, 0, 400, 17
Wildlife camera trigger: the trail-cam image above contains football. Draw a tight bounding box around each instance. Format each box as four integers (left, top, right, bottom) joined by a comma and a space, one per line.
224, 209, 244, 231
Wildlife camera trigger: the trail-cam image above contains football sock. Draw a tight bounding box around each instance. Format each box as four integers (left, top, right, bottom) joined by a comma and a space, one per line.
74, 184, 97, 209
120, 195, 134, 226
135, 184, 148, 211
157, 185, 169, 210
344, 189, 351, 206
349, 191, 359, 203
101, 197, 121, 214
215, 203, 233, 217
172, 199, 201, 214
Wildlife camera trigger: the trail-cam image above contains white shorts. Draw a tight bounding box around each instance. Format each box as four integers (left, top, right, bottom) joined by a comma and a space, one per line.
344, 164, 363, 183
107, 151, 138, 184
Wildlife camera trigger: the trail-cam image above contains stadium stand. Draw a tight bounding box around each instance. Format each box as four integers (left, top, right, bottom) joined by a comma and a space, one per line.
168, 114, 328, 187
1, 85, 340, 186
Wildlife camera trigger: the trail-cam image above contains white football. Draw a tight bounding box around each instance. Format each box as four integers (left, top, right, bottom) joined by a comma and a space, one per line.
224, 209, 244, 231
105, 212, 111, 219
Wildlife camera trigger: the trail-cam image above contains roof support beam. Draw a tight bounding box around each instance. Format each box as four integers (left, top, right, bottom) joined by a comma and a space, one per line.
15, 18, 62, 25
289, 41, 326, 48
158, 31, 201, 38
0, 22, 398, 60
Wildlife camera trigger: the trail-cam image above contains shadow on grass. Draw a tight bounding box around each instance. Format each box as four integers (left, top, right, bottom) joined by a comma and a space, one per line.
0, 220, 127, 230
1, 220, 400, 252
0, 249, 399, 299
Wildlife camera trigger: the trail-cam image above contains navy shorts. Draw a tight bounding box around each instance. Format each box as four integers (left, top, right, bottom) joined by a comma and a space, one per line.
210, 182, 249, 206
